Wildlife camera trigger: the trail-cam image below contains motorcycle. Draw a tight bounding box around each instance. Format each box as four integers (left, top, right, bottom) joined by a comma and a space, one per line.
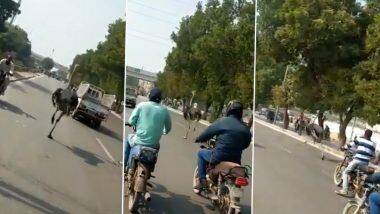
342, 177, 379, 214
192, 139, 250, 214
124, 123, 158, 212
333, 145, 355, 186
0, 69, 12, 95
338, 165, 375, 199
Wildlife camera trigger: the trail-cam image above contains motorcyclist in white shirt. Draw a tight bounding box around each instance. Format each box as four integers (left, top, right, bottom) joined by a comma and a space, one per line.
0, 55, 14, 95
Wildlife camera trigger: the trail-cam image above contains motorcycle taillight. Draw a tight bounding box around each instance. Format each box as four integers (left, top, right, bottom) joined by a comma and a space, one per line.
235, 177, 249, 187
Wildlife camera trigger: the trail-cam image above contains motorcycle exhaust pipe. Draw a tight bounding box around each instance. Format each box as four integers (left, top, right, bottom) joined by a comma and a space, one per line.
145, 192, 151, 202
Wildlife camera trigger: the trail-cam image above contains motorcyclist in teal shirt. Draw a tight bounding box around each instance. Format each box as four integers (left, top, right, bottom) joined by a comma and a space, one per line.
124, 87, 171, 167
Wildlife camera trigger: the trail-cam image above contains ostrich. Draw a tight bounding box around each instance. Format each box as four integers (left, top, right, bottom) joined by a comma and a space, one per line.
48, 87, 78, 139
183, 91, 202, 139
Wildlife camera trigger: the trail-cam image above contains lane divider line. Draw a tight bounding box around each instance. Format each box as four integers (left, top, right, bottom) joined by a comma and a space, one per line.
111, 111, 122, 120
96, 138, 116, 163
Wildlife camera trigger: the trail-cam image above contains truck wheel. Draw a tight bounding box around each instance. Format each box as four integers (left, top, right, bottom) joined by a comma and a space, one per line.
93, 120, 101, 129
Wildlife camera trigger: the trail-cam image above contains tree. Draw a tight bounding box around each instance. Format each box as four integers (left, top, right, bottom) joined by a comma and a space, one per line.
41, 57, 54, 71
258, 0, 378, 145
0, 25, 32, 65
158, 0, 255, 121
69, 19, 125, 101
0, 0, 20, 32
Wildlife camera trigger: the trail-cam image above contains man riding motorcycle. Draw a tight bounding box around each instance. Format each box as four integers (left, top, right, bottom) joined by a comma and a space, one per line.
124, 87, 172, 169
0, 55, 14, 95
194, 100, 252, 190
336, 129, 377, 197
364, 172, 380, 214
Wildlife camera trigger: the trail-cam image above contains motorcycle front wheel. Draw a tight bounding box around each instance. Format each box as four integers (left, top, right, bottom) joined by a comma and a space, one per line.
334, 163, 346, 186
342, 201, 366, 214
128, 191, 142, 212
193, 167, 200, 194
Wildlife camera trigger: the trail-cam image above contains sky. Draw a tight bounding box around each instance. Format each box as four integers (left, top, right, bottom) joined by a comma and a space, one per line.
14, 0, 125, 67
126, 0, 200, 73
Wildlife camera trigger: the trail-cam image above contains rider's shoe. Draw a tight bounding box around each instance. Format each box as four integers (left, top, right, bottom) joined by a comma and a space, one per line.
194, 180, 207, 190
335, 189, 350, 197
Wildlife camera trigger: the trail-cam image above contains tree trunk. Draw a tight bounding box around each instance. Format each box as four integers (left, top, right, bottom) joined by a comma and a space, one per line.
338, 113, 353, 147
283, 106, 289, 130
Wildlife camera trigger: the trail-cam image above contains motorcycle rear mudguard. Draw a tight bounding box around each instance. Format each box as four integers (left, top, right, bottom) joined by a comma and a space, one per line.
134, 163, 151, 193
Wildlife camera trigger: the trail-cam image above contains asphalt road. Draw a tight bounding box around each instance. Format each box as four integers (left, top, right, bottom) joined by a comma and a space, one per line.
0, 75, 123, 214
124, 97, 252, 214
253, 122, 347, 214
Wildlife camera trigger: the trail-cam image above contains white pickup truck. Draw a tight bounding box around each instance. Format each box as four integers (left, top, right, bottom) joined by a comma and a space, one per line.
73, 82, 115, 129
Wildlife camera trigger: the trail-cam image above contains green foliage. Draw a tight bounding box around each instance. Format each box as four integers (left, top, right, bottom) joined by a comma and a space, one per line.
157, 0, 254, 119
0, 0, 20, 32
41, 57, 54, 71
258, 0, 380, 143
69, 19, 125, 100
0, 25, 31, 65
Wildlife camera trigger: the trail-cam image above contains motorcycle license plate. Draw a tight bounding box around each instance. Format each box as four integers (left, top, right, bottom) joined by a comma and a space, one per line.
231, 186, 243, 198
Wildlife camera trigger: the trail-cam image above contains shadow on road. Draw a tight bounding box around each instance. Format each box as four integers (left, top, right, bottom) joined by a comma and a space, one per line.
47, 139, 109, 167
75, 117, 123, 142
144, 182, 208, 214
0, 180, 69, 214
97, 126, 123, 142
23, 79, 52, 95
254, 143, 266, 149
69, 146, 105, 166
9, 84, 27, 93
0, 100, 37, 120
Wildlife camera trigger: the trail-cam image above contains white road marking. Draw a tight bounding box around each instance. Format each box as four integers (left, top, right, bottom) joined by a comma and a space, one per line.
280, 146, 292, 154
111, 111, 122, 120
96, 138, 116, 163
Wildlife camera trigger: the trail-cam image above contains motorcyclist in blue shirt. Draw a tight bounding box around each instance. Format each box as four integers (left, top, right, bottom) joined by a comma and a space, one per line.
194, 100, 252, 189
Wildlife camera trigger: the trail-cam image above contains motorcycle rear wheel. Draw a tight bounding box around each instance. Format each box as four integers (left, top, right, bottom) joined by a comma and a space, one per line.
334, 163, 345, 186
128, 191, 142, 212
193, 167, 200, 194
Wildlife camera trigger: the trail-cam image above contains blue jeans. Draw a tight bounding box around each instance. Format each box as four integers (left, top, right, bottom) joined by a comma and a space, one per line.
197, 149, 216, 181
124, 134, 159, 169
370, 192, 380, 214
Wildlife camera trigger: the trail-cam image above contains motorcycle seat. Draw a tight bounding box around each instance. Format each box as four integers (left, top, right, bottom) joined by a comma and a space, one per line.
208, 161, 246, 179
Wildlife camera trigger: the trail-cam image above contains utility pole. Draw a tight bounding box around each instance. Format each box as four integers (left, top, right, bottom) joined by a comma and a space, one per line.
9, 0, 22, 25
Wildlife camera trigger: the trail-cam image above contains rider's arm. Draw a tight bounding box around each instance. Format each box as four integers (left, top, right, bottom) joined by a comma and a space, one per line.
196, 119, 224, 142
9, 63, 14, 75
163, 109, 172, 134
128, 104, 141, 126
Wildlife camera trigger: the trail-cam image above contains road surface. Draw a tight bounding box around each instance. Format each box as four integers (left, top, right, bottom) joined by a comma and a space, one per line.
0, 75, 123, 214
253, 122, 347, 213
124, 97, 252, 213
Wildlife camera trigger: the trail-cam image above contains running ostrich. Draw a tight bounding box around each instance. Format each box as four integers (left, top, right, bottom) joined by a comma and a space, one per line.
47, 87, 78, 139
183, 91, 202, 139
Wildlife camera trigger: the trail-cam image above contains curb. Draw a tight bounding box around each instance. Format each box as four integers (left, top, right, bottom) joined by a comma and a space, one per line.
256, 118, 344, 159
10, 74, 39, 83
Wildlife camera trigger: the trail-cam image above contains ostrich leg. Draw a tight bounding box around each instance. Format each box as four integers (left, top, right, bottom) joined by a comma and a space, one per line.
48, 111, 64, 139
51, 108, 59, 124
183, 119, 191, 139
